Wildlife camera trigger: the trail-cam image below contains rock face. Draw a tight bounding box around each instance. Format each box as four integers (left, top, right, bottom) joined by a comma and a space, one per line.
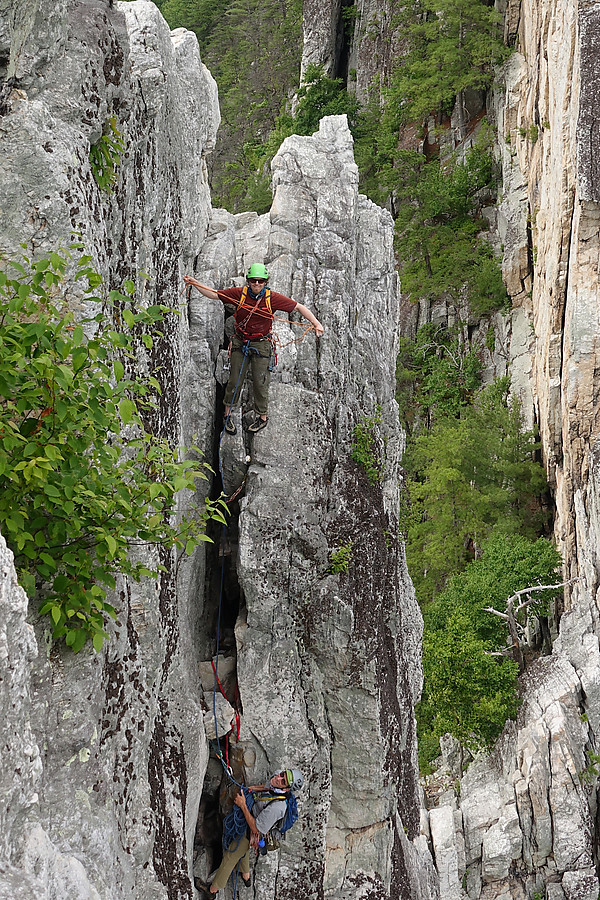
0, 0, 219, 897
426, 656, 597, 900
425, 0, 600, 897
300, 0, 341, 78
190, 115, 435, 899
300, 0, 401, 103
346, 0, 403, 105
0, 3, 434, 900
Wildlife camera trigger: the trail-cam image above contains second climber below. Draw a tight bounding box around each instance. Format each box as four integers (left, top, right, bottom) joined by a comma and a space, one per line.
195, 768, 304, 896
184, 264, 324, 434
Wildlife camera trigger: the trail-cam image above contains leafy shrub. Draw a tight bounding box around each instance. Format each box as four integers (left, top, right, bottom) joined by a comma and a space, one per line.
0, 245, 228, 652
351, 406, 383, 485
89, 117, 124, 192
329, 542, 353, 574
417, 532, 561, 767
425, 533, 562, 645
417, 609, 520, 764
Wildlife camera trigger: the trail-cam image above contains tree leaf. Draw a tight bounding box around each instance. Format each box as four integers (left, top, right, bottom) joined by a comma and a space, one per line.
119, 398, 135, 425
92, 632, 105, 652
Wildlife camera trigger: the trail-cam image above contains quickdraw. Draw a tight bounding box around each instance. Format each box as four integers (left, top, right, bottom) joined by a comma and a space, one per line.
267, 334, 277, 372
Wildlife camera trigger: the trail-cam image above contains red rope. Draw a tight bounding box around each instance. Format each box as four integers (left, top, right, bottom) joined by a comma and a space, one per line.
211, 658, 241, 742
234, 683, 241, 741
211, 658, 230, 701
213, 287, 317, 333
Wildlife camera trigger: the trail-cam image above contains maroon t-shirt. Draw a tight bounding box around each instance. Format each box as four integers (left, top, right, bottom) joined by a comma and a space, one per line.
219, 286, 296, 339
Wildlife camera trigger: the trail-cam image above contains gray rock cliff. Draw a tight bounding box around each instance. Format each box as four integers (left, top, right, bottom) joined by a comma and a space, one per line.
0, 2, 434, 898
188, 115, 434, 899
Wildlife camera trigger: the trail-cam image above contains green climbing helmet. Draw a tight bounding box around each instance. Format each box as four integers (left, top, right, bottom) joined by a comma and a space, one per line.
286, 768, 304, 791
246, 262, 269, 280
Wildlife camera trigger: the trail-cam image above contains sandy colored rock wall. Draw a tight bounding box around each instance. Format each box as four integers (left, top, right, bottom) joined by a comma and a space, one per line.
428, 0, 600, 897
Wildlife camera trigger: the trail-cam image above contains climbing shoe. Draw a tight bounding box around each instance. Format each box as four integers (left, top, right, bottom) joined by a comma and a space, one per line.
193, 878, 212, 897
247, 416, 268, 433
240, 875, 251, 888
224, 417, 236, 435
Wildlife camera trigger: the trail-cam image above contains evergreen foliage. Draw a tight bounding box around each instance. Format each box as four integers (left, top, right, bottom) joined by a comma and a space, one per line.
390, 0, 510, 125
404, 379, 549, 604
0, 246, 228, 653
393, 140, 509, 313
417, 533, 561, 766
425, 533, 562, 646
213, 63, 359, 212
160, 0, 303, 212
396, 323, 483, 430
292, 64, 360, 133
160, 0, 228, 44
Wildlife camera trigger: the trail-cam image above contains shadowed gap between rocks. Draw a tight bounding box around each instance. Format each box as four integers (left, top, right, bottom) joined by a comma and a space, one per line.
192, 379, 255, 886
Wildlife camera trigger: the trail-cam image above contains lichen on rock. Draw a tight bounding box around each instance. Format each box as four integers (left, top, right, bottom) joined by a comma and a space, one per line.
0, 2, 433, 898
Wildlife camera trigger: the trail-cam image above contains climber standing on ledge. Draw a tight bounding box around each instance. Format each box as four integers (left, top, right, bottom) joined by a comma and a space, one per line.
184, 264, 324, 434
195, 768, 304, 896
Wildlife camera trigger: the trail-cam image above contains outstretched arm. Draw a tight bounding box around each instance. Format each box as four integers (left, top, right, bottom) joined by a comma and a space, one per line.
183, 275, 219, 301
295, 302, 324, 337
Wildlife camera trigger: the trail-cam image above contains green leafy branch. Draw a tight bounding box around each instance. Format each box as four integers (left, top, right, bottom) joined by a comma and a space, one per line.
0, 245, 228, 653
351, 405, 383, 485
89, 116, 124, 192
329, 542, 353, 574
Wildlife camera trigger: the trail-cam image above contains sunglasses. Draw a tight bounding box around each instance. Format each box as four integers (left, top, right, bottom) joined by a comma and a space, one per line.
248, 278, 267, 284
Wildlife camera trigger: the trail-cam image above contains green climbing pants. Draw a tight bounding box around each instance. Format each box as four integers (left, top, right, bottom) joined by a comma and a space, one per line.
224, 336, 271, 416
210, 835, 250, 890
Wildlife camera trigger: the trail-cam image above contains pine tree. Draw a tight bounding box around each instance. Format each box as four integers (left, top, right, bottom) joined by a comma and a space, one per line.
405, 381, 549, 603
390, 0, 510, 125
